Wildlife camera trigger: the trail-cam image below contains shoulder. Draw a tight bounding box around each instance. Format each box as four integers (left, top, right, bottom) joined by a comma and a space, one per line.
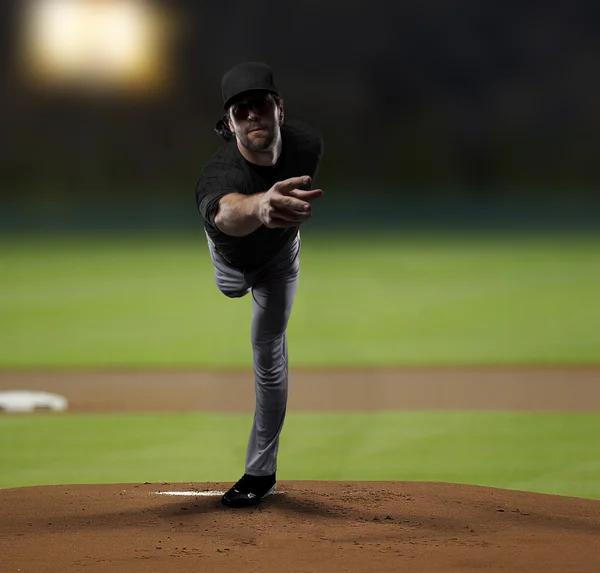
282, 119, 324, 159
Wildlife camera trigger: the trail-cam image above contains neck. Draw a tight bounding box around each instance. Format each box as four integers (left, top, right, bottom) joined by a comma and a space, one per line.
237, 130, 283, 166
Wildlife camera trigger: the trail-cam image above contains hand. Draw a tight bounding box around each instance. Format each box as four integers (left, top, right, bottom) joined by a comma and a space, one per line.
257, 176, 324, 228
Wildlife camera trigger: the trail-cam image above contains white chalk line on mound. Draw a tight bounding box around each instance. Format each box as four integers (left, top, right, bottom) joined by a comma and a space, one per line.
153, 490, 284, 497
154, 491, 224, 497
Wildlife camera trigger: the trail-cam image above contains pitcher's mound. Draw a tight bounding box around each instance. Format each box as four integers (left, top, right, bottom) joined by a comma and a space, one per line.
1, 481, 599, 572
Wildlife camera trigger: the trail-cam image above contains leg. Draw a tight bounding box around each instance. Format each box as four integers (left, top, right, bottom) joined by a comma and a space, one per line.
214, 233, 301, 508
245, 235, 300, 476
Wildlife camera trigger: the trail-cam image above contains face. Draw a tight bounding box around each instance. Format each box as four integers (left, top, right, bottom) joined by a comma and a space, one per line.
227, 91, 283, 153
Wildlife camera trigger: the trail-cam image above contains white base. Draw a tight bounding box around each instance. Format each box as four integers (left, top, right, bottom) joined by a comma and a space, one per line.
0, 391, 68, 413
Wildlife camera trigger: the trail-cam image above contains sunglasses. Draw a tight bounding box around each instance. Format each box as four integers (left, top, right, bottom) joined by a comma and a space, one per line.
230, 93, 274, 122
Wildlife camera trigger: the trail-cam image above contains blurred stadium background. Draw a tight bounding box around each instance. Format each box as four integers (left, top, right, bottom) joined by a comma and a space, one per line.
2, 0, 599, 367
1, 0, 599, 232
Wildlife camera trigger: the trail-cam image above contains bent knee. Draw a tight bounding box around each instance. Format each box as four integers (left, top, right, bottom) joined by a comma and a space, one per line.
218, 285, 250, 298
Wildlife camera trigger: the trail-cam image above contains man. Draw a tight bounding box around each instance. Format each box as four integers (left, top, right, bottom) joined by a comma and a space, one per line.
195, 62, 324, 508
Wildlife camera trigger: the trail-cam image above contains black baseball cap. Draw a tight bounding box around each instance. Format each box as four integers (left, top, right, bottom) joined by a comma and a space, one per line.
221, 62, 280, 110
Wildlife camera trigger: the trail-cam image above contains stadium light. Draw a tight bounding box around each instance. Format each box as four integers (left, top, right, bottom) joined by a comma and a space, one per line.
19, 0, 176, 95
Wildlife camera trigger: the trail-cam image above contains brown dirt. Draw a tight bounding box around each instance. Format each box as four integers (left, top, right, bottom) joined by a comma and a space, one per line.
1, 481, 599, 572
1, 367, 599, 572
1, 366, 599, 412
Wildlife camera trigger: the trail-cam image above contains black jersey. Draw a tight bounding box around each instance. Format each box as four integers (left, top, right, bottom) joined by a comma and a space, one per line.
195, 120, 324, 270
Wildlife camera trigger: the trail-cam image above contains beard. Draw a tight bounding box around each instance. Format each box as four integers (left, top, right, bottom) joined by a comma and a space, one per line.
238, 126, 277, 153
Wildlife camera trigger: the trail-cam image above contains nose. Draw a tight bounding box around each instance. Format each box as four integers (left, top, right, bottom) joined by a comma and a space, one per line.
247, 106, 260, 121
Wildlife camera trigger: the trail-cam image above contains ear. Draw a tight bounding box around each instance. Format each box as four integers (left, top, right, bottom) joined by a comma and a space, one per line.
278, 101, 285, 126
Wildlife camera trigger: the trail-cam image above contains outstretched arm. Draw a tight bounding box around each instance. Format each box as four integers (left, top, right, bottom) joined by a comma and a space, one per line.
214, 176, 323, 237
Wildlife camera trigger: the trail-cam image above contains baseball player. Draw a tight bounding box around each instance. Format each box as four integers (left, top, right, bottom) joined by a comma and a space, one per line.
195, 62, 324, 508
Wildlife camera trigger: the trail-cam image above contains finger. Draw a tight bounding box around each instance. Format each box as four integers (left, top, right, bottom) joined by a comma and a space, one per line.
273, 176, 312, 195
290, 188, 323, 202
272, 194, 312, 213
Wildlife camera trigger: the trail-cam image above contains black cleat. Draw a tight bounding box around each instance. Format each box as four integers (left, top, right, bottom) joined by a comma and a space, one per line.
221, 473, 276, 508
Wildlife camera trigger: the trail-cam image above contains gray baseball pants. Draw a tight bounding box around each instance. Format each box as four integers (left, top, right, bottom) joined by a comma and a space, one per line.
206, 231, 300, 477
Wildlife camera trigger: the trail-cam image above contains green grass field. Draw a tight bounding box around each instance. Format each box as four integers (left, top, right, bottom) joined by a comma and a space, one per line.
1, 411, 599, 499
1, 230, 599, 368
1, 230, 599, 497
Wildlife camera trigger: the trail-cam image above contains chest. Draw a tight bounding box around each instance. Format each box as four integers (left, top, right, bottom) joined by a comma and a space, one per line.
244, 151, 317, 194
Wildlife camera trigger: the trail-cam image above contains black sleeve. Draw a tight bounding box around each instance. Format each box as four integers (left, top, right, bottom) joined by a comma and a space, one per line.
195, 160, 246, 226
